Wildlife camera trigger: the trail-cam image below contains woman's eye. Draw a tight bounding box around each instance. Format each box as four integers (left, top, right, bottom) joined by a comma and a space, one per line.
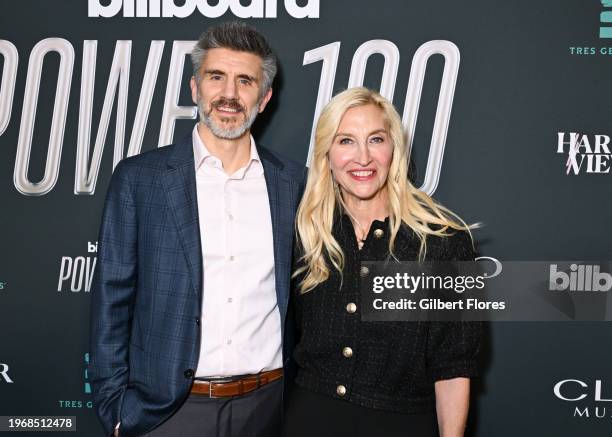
370, 136, 384, 143
339, 138, 352, 145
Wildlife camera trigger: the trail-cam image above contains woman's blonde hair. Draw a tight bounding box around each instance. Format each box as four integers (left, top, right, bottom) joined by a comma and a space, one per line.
294, 87, 473, 293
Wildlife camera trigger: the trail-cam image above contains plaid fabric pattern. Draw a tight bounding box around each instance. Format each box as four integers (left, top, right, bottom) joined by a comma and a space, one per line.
89, 134, 305, 437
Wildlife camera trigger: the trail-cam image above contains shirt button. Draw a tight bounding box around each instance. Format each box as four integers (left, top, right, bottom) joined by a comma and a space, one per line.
228, 214, 234, 220
227, 339, 232, 345
346, 303, 357, 314
336, 385, 347, 396
360, 266, 369, 277
184, 369, 194, 379
342, 347, 353, 358
229, 256, 235, 261
227, 297, 233, 303
374, 229, 384, 239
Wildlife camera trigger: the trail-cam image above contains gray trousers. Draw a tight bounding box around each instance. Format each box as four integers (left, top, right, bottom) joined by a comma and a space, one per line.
142, 379, 283, 437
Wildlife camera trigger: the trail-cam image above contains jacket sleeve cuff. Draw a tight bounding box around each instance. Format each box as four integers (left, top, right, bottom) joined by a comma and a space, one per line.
430, 359, 479, 382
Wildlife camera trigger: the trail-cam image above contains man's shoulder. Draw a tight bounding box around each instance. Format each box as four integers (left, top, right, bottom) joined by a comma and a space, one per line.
257, 144, 305, 179
117, 135, 192, 174
119, 144, 177, 170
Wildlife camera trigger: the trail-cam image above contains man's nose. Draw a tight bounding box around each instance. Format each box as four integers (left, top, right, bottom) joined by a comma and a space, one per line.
222, 78, 238, 99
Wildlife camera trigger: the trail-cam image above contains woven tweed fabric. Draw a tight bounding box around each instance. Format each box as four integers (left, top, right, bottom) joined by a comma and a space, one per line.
292, 213, 483, 414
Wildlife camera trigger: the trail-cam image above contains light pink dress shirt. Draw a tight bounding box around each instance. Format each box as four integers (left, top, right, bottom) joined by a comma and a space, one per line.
191, 125, 282, 377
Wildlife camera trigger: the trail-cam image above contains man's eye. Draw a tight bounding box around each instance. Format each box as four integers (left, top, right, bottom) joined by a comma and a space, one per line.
239, 79, 251, 85
210, 75, 222, 80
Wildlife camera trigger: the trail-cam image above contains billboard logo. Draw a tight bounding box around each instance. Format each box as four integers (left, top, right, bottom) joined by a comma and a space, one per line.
549, 264, 612, 292
601, 1, 612, 38
57, 242, 98, 293
0, 363, 13, 383
556, 132, 611, 175
88, 0, 320, 18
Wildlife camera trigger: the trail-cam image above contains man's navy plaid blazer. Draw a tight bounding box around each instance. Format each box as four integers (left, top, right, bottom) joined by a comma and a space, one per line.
88, 133, 305, 437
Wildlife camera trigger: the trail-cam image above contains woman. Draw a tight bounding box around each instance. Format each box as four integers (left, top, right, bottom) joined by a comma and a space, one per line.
283, 87, 482, 437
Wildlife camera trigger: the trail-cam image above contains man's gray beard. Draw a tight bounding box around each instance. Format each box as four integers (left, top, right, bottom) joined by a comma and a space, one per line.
198, 99, 260, 140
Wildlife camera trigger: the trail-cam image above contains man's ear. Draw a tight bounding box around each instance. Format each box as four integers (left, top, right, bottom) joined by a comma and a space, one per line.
258, 88, 273, 113
190, 76, 198, 104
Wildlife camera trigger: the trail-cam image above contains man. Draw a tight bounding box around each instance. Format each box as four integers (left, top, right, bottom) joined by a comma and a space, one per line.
89, 22, 305, 437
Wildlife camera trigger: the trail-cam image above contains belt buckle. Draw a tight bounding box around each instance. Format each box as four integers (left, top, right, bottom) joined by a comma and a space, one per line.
199, 378, 225, 398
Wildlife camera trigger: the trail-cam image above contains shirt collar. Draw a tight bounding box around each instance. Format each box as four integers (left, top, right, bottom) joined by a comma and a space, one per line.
191, 123, 262, 175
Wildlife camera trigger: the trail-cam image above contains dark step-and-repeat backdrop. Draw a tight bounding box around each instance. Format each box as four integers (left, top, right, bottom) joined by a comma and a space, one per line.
1, 1, 611, 436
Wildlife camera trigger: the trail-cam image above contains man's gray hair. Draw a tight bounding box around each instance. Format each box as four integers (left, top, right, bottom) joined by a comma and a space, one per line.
191, 21, 277, 95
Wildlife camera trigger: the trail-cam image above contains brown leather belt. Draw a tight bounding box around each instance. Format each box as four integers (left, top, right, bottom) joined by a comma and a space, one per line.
190, 368, 283, 398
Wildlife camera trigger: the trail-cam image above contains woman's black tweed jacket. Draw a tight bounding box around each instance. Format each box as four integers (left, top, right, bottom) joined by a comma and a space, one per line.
292, 213, 482, 413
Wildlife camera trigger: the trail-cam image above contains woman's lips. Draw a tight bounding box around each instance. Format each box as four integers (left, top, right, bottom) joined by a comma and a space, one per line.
348, 169, 376, 181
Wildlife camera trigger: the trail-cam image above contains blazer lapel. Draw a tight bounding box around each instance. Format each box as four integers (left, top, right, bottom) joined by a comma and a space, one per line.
260, 150, 296, 320
161, 135, 203, 297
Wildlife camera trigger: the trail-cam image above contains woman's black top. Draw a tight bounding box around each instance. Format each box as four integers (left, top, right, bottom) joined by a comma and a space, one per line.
292, 213, 482, 414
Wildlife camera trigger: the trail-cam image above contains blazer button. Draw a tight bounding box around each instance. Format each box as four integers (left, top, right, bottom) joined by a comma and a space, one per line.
346, 303, 357, 314
374, 229, 384, 239
360, 266, 369, 277
336, 385, 347, 396
195, 317, 200, 325
342, 347, 353, 358
184, 369, 194, 379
